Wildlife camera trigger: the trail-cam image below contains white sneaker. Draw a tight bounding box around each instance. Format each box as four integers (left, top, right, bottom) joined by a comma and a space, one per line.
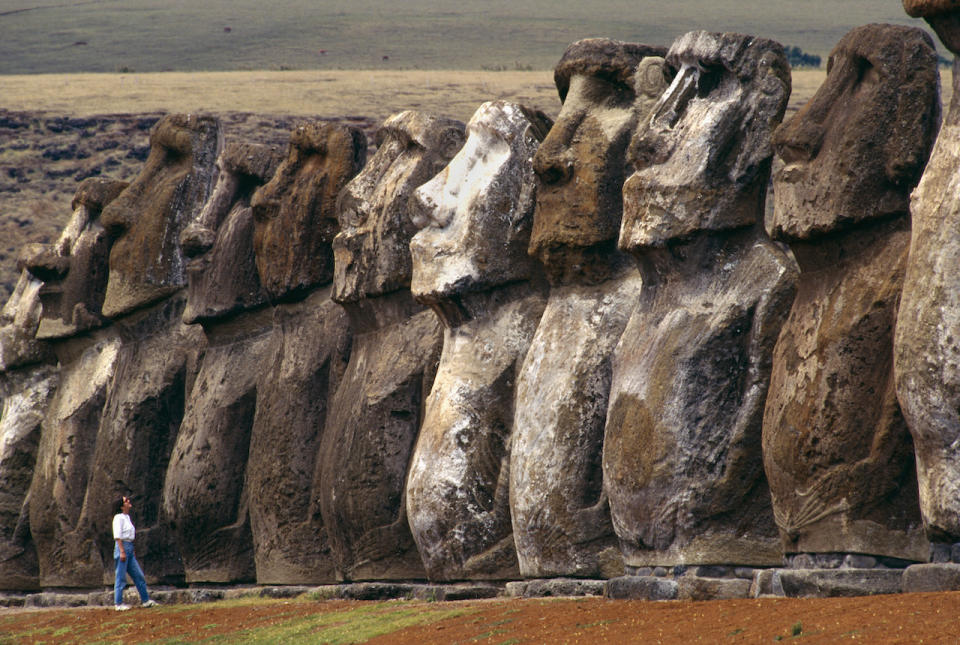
115, 604, 131, 611
141, 600, 158, 608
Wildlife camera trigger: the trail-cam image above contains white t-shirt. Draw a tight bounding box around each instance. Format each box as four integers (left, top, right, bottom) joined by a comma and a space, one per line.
113, 512, 135, 541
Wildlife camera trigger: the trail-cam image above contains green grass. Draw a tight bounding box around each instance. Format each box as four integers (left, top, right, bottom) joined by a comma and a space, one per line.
0, 0, 926, 74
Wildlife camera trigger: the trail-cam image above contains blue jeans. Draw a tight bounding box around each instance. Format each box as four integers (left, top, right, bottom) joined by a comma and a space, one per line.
114, 541, 150, 605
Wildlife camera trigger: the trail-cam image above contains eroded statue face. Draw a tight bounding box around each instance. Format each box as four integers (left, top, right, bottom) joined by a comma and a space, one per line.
0, 269, 48, 371
408, 101, 548, 302
620, 31, 790, 250
182, 142, 281, 323
99, 113, 221, 318
22, 178, 127, 339
251, 124, 365, 302
332, 110, 465, 304
903, 0, 960, 54
768, 24, 939, 240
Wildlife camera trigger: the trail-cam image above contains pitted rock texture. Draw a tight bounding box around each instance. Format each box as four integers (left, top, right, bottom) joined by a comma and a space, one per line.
903, 1, 960, 53
764, 25, 938, 562
28, 330, 121, 587
318, 111, 459, 581
162, 309, 274, 583
182, 142, 281, 324
251, 123, 365, 302
511, 39, 665, 579
247, 288, 351, 584
621, 31, 791, 248
0, 364, 57, 590
406, 101, 549, 581
100, 114, 221, 318
605, 32, 794, 567
23, 178, 128, 340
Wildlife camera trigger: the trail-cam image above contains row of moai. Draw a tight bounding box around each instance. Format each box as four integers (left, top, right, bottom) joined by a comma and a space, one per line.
0, 10, 956, 591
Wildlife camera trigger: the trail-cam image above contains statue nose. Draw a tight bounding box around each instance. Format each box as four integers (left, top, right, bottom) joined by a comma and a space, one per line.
180, 224, 216, 259
533, 139, 574, 186
774, 118, 824, 165
21, 243, 69, 281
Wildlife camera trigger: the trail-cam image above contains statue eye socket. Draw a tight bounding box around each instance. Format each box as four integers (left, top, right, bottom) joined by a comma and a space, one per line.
696, 66, 723, 98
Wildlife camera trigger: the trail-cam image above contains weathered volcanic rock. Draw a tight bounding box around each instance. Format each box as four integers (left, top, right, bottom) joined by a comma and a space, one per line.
100, 114, 221, 318
896, 2, 960, 546
181, 142, 281, 324
245, 125, 362, 584
764, 25, 938, 561
605, 31, 795, 568
511, 39, 667, 579
317, 111, 463, 581
23, 177, 128, 340
161, 142, 283, 583
251, 123, 366, 302
0, 273, 58, 591
406, 101, 551, 581
28, 329, 122, 587
247, 289, 350, 584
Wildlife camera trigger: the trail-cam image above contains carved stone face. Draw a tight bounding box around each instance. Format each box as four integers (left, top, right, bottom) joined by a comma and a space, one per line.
768, 25, 939, 240
22, 178, 127, 339
99, 113, 221, 318
251, 124, 365, 302
409, 101, 549, 302
528, 39, 667, 271
181, 143, 281, 323
332, 111, 465, 304
620, 31, 790, 250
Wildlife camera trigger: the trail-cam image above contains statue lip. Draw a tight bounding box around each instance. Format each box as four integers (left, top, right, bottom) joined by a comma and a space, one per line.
185, 255, 211, 276
774, 163, 807, 184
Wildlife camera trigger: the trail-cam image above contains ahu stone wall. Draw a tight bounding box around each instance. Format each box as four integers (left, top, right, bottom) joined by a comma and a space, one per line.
2, 15, 958, 597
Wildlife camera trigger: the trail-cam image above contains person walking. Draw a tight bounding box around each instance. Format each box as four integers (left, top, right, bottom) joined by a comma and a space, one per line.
112, 495, 158, 611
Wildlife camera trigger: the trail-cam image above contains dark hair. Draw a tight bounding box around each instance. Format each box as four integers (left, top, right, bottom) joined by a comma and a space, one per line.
112, 496, 127, 515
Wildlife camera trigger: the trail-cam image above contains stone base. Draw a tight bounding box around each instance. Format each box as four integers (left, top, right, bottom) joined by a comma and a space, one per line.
505, 578, 606, 598
752, 568, 903, 598
902, 564, 960, 592
605, 576, 677, 600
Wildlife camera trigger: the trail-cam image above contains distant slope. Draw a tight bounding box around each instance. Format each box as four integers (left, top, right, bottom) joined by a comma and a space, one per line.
0, 0, 926, 74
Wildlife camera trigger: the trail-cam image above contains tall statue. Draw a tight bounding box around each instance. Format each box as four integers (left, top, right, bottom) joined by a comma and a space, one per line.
162, 141, 282, 582
605, 31, 795, 568
317, 111, 463, 581
24, 178, 129, 587
245, 124, 362, 583
0, 258, 58, 589
511, 38, 667, 578
765, 24, 938, 563
897, 0, 960, 552
53, 114, 217, 585
406, 101, 551, 581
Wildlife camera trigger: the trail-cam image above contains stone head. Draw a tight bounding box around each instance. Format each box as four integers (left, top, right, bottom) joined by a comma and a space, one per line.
332, 111, 465, 304
408, 101, 552, 303
181, 142, 282, 323
768, 25, 939, 241
99, 113, 221, 318
528, 39, 668, 272
903, 0, 960, 53
250, 123, 366, 302
620, 31, 790, 251
21, 178, 127, 339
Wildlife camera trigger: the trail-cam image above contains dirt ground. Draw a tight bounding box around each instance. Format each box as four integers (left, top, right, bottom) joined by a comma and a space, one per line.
2, 591, 960, 644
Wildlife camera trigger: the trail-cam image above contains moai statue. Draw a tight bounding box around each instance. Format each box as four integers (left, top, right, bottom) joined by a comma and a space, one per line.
161, 142, 282, 583
605, 31, 796, 569
406, 101, 552, 581
897, 0, 960, 556
317, 110, 464, 581
244, 124, 363, 584
44, 113, 217, 586
24, 178, 129, 588
764, 25, 939, 565
511, 38, 667, 578
0, 263, 57, 590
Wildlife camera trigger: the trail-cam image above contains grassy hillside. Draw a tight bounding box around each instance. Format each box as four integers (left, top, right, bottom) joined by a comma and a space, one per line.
0, 0, 926, 74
